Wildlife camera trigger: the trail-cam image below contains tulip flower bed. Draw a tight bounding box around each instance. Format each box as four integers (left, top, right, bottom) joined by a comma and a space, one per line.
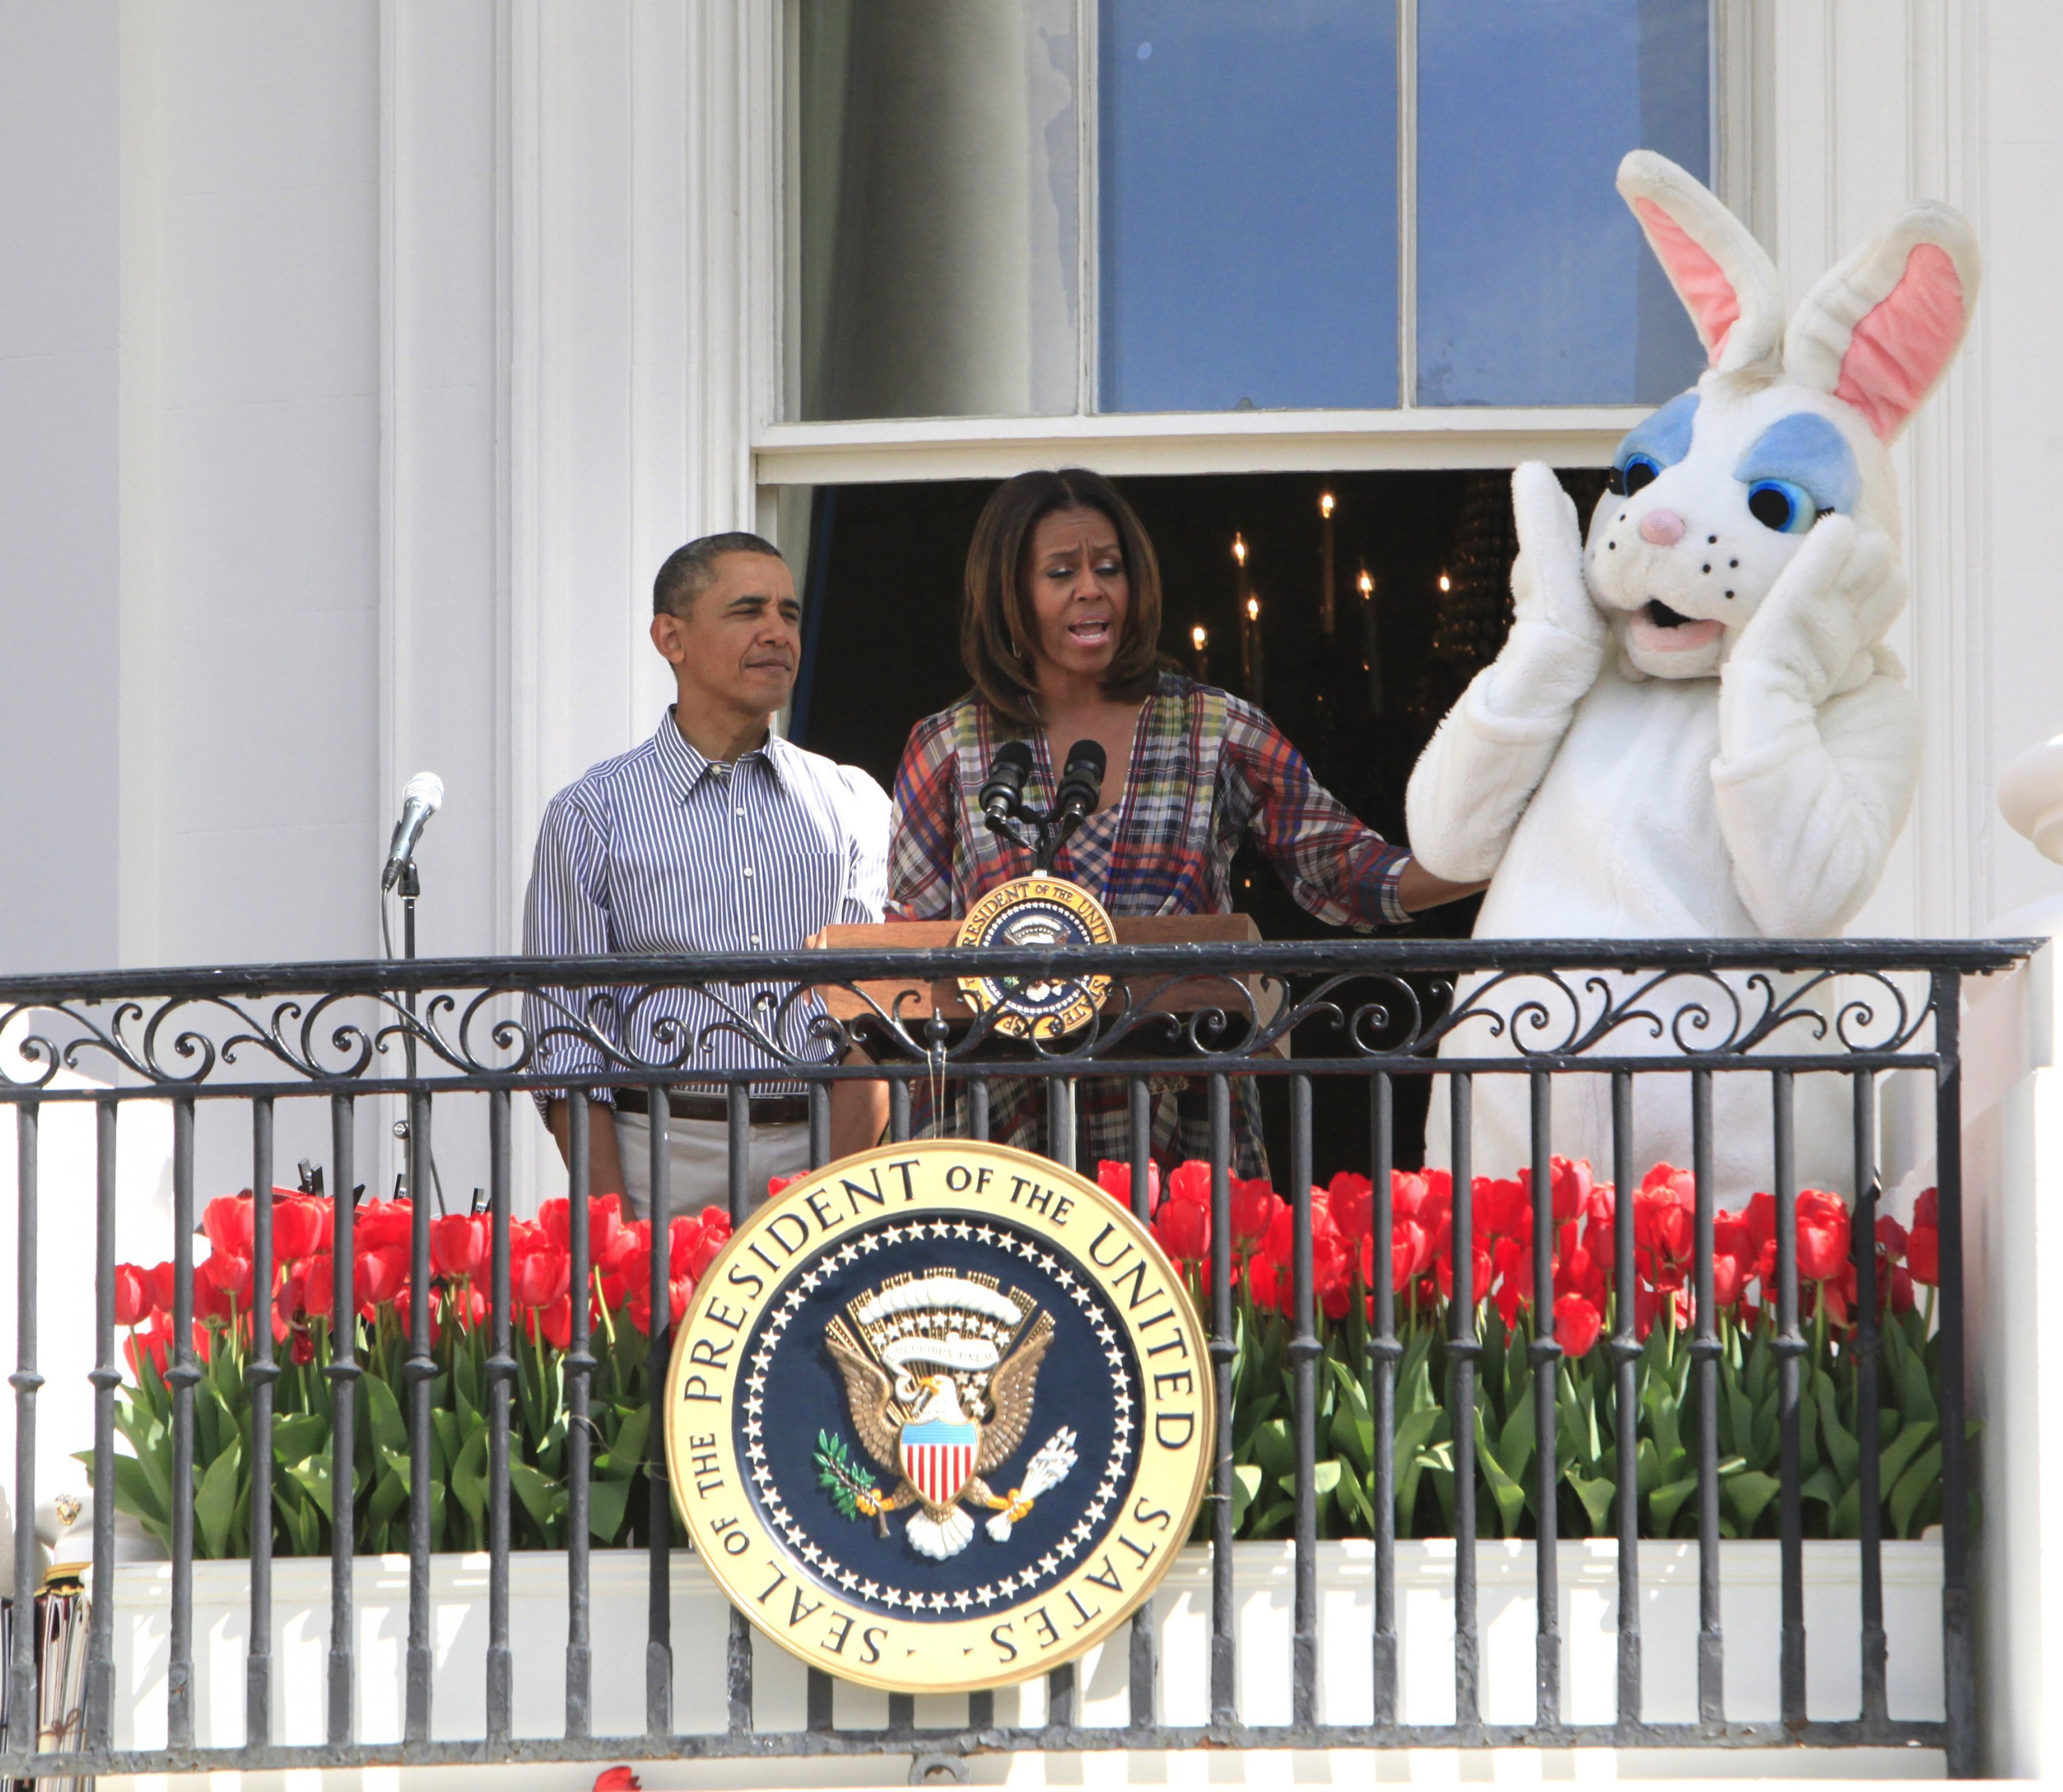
1104, 1155, 1953, 1547
95, 1159, 1951, 1560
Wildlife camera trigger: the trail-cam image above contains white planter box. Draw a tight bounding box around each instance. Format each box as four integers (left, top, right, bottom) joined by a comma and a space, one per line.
98, 1540, 1945, 1787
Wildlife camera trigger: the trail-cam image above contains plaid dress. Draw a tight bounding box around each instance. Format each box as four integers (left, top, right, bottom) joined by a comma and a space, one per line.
888, 672, 1410, 1174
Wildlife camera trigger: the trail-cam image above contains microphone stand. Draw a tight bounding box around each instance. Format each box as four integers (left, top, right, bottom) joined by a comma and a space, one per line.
983, 799, 1093, 875
391, 859, 444, 1214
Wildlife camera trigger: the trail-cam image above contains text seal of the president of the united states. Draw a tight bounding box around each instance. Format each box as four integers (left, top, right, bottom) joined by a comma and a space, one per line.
664, 1140, 1211, 1694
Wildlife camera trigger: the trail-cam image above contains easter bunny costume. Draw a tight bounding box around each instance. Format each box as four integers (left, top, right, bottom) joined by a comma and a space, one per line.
1406, 151, 1979, 1195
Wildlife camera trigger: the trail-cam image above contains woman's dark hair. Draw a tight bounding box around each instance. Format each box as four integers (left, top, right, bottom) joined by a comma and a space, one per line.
961, 468, 1164, 723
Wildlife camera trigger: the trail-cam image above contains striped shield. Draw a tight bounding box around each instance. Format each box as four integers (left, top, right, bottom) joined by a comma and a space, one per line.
899, 1415, 979, 1509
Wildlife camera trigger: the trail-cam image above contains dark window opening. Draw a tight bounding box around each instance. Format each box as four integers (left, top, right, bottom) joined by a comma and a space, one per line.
795, 467, 1608, 1176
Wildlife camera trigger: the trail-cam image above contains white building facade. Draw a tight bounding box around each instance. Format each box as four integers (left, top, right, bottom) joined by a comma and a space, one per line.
5, 3, 2063, 1783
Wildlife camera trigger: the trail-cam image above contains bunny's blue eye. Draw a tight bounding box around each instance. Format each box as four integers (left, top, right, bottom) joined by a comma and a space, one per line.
1746, 478, 1818, 534
1609, 453, 1662, 498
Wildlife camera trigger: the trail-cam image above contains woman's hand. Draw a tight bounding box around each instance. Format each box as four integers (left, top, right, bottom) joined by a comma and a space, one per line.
1397, 857, 1489, 913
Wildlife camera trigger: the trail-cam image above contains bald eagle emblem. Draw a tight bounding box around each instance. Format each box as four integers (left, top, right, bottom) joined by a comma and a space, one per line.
816, 1269, 1078, 1560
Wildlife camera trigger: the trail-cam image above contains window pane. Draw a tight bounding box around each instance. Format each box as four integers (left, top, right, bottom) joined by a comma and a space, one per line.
795, 0, 1079, 421
1415, 0, 1709, 407
1098, 1, 1399, 414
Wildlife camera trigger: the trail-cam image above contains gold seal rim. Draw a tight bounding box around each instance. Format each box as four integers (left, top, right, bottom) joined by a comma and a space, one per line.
663, 1139, 1212, 1694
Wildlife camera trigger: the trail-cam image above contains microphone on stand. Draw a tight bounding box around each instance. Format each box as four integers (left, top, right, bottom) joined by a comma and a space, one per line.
381, 771, 445, 892
979, 741, 1034, 829
1053, 741, 1106, 827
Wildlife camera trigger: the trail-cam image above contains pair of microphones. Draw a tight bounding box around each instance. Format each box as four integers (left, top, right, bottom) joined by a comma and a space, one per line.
979, 740, 1105, 874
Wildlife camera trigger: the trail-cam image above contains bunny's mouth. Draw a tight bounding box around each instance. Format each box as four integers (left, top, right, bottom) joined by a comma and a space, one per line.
1628, 598, 1724, 654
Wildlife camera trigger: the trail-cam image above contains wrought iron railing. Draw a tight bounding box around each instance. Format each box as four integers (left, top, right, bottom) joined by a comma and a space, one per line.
0, 937, 2031, 1780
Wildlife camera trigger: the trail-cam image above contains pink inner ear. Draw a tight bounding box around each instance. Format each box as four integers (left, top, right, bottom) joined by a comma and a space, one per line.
1835, 243, 1967, 440
1633, 197, 1740, 366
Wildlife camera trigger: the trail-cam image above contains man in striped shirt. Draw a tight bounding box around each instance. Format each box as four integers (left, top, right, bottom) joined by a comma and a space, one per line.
522, 532, 890, 1214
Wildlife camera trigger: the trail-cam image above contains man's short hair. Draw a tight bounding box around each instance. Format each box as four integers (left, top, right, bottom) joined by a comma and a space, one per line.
653, 532, 785, 617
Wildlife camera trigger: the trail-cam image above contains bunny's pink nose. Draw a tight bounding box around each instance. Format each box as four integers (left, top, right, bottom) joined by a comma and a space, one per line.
1639, 509, 1687, 546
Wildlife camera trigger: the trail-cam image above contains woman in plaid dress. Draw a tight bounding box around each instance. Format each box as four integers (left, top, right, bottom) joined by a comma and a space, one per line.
888, 468, 1480, 1175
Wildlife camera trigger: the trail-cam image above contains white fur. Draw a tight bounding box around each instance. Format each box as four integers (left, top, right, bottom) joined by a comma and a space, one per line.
1406, 153, 1976, 1194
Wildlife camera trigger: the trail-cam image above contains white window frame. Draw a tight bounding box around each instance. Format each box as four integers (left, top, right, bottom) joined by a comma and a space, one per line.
754, 0, 1726, 494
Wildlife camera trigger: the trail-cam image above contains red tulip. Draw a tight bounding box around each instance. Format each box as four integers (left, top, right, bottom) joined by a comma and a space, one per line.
147, 1260, 176, 1315
767, 1172, 806, 1201
1913, 1187, 1939, 1230
512, 1245, 570, 1308
271, 1196, 327, 1261
1152, 1194, 1210, 1267
1554, 1294, 1604, 1358
354, 1247, 406, 1310
430, 1214, 490, 1280
1231, 1177, 1285, 1249
113, 1263, 151, 1327
1888, 1265, 1916, 1315
204, 1251, 254, 1303
300, 1253, 336, 1318
1712, 1251, 1747, 1310
1322, 1172, 1373, 1247
1906, 1224, 1939, 1287
201, 1194, 255, 1258
290, 1329, 316, 1367
536, 1294, 574, 1352
1875, 1214, 1908, 1260
1474, 1176, 1527, 1242
594, 1767, 642, 1791
354, 1199, 413, 1252
1795, 1190, 1852, 1283
1095, 1161, 1161, 1211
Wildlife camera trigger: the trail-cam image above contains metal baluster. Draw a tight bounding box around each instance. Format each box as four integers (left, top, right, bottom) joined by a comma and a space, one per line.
1208, 1075, 1236, 1732
725, 1086, 754, 1736
404, 1089, 434, 1741
1773, 1069, 1806, 1731
805, 1081, 836, 1738
1047, 1079, 1075, 1172
1289, 1075, 1320, 1734
1610, 1071, 1641, 1735
1931, 970, 1975, 1777
729, 1083, 751, 1215
86, 1097, 118, 1752
168, 1095, 197, 1750
1528, 1071, 1561, 1731
7, 1102, 39, 1758
808, 1082, 831, 1169
247, 1098, 277, 1745
1126, 1076, 1156, 1730
485, 1091, 514, 1747
1690, 1069, 1723, 1727
888, 1692, 915, 1734
1449, 1071, 1481, 1739
889, 1078, 911, 1148
565, 1092, 592, 1736
1043, 1074, 1076, 1730
1853, 1069, 1888, 1725
646, 1094, 673, 1738
970, 1078, 990, 1144
1369, 1072, 1398, 1728
327, 1094, 358, 1745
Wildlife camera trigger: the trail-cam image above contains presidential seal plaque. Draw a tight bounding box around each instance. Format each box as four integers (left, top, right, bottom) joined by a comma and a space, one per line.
952, 874, 1117, 1039
664, 1139, 1210, 1694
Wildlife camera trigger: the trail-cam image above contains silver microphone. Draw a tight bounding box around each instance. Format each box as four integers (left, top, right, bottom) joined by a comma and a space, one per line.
381, 772, 445, 892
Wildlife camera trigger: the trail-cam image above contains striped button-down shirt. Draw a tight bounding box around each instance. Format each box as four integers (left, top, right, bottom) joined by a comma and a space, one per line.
521, 709, 891, 1097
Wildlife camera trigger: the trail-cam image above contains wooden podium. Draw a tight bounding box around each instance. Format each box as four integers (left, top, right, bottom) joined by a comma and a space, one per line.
814, 913, 1287, 1054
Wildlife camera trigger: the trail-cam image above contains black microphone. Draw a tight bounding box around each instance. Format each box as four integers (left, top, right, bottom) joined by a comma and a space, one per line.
1054, 740, 1106, 824
979, 741, 1034, 826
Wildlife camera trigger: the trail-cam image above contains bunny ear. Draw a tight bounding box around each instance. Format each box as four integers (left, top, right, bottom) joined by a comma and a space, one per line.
1617, 150, 1784, 373
1782, 204, 1980, 441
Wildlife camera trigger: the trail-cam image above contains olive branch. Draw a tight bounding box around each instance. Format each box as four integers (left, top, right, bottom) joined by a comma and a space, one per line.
815, 1429, 884, 1529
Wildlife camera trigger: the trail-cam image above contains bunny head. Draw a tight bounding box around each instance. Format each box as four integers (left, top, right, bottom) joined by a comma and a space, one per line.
1581, 151, 1979, 681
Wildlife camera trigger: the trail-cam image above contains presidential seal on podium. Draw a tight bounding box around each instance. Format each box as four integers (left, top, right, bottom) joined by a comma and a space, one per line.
952, 874, 1117, 1040
664, 1140, 1210, 1694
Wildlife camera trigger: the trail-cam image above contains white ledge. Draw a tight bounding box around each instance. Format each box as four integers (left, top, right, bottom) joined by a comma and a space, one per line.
752, 408, 1648, 484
